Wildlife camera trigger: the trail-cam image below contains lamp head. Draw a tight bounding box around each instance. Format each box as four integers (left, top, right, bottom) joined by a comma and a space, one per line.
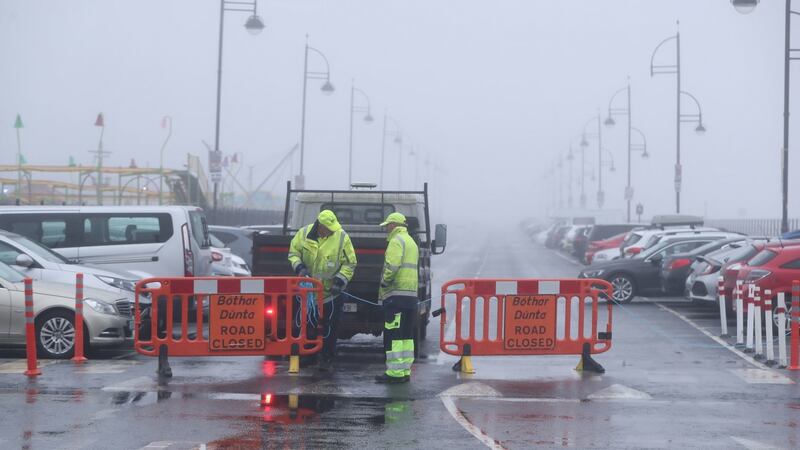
731, 0, 759, 15
695, 123, 706, 135
244, 15, 265, 34
580, 136, 589, 147
363, 113, 374, 124
610, 164, 616, 172
394, 135, 402, 144
321, 80, 335, 95
642, 150, 650, 159
604, 116, 615, 128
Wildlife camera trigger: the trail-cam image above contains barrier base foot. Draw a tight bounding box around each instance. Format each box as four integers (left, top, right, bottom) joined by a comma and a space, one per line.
289, 355, 300, 374
72, 356, 87, 364
719, 333, 730, 339
157, 344, 172, 378
575, 343, 605, 374
24, 368, 41, 377
743, 348, 754, 354
754, 354, 765, 361
452, 356, 475, 374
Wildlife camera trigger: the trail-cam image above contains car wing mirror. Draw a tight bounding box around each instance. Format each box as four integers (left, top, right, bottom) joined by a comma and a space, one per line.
650, 254, 663, 265
432, 224, 447, 255
15, 254, 35, 268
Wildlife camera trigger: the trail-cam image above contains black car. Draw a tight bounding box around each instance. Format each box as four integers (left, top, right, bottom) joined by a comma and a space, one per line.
579, 235, 732, 303
659, 237, 750, 295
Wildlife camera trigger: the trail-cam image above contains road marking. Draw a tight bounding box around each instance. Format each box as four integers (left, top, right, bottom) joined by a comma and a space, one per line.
440, 382, 501, 398
208, 393, 261, 401
0, 359, 57, 374
587, 384, 652, 400
139, 442, 206, 450
475, 243, 491, 277
729, 368, 794, 385
76, 360, 141, 374
440, 396, 506, 450
103, 376, 164, 392
730, 436, 780, 449
656, 303, 794, 384
551, 250, 582, 267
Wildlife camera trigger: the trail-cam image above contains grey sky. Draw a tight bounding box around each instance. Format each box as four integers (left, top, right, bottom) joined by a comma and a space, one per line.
0, 1, 792, 222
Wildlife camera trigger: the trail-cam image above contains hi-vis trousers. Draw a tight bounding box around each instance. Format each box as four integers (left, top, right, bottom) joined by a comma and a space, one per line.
383, 296, 417, 378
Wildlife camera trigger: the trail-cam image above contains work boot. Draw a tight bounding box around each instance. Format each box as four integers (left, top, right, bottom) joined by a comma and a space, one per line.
374, 374, 409, 384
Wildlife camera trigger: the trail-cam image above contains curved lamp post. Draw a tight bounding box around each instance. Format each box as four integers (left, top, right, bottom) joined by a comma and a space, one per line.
213, 0, 264, 209
650, 24, 706, 214
579, 114, 602, 209
379, 112, 402, 189
732, 0, 794, 232
348, 82, 374, 186
159, 116, 172, 205
298, 36, 335, 189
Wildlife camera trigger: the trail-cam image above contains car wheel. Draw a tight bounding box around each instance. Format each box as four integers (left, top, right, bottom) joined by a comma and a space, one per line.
609, 274, 636, 304
36, 310, 77, 359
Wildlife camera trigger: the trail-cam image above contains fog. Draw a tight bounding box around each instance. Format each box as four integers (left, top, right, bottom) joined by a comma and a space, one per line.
0, 0, 792, 225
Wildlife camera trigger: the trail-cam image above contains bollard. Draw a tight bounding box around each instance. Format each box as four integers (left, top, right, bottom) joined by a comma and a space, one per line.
745, 284, 755, 354
288, 343, 300, 374
24, 278, 41, 377
754, 286, 764, 360
718, 277, 729, 338
72, 273, 87, 363
735, 280, 744, 346
764, 290, 775, 366
776, 292, 788, 368
790, 282, 800, 371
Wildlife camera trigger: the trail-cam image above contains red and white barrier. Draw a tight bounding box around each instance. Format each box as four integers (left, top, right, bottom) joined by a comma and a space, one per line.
776, 292, 788, 368
24, 278, 41, 377
72, 273, 87, 363
718, 277, 729, 338
754, 286, 764, 359
735, 280, 744, 346
764, 290, 775, 366
790, 282, 799, 371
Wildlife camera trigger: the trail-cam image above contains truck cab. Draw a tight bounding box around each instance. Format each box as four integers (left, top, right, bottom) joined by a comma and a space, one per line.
252, 182, 447, 342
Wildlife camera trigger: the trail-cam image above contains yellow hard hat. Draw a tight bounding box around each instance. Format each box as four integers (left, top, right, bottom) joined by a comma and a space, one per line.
379, 212, 407, 227
317, 210, 342, 232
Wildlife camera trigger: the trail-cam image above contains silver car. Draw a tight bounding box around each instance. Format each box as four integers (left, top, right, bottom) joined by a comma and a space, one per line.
0, 262, 130, 358
686, 242, 764, 304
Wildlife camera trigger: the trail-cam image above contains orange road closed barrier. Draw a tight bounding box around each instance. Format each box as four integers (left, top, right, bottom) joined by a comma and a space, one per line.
439, 278, 613, 374
134, 277, 324, 376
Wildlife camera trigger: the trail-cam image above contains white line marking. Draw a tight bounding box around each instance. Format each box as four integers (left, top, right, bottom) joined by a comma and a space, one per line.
551, 250, 581, 267
730, 436, 781, 449
475, 244, 491, 277
208, 393, 261, 401
656, 303, 794, 384
729, 368, 794, 385
440, 382, 502, 398
440, 395, 506, 450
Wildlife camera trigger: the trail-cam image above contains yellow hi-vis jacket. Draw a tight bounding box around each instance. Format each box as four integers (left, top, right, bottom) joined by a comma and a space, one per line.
288, 224, 357, 302
379, 226, 419, 301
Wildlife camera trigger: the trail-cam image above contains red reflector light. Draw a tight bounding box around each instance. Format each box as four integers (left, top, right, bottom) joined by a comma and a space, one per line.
260, 393, 272, 406
265, 308, 274, 315
669, 258, 691, 270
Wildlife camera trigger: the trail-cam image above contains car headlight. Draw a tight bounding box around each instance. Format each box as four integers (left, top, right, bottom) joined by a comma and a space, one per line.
96, 275, 137, 292
582, 269, 604, 278
84, 298, 118, 315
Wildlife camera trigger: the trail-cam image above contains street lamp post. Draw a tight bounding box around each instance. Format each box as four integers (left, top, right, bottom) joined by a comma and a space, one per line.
605, 78, 635, 220
379, 112, 402, 189
89, 113, 110, 205
348, 81, 374, 186
298, 36, 335, 189
580, 114, 602, 209
159, 116, 172, 205
650, 24, 706, 214
213, 0, 264, 209
732, 0, 793, 232
566, 145, 575, 208
13, 114, 23, 204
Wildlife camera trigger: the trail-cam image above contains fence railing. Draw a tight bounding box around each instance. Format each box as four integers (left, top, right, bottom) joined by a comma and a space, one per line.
705, 219, 800, 237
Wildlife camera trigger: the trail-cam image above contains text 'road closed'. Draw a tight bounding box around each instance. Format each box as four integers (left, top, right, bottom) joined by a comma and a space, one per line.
503, 295, 556, 351
209, 294, 265, 351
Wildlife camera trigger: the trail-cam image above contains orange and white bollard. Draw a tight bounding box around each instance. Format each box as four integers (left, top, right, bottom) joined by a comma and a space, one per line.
754, 286, 764, 360
776, 292, 788, 368
764, 290, 775, 366
24, 278, 41, 377
789, 281, 800, 371
735, 280, 744, 346
745, 283, 755, 354
72, 273, 87, 363
718, 277, 729, 338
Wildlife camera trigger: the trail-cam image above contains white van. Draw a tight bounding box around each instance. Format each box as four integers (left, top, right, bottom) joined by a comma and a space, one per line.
0, 206, 212, 277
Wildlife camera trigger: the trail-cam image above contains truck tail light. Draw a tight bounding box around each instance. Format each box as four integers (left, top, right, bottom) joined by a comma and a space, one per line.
211, 251, 223, 262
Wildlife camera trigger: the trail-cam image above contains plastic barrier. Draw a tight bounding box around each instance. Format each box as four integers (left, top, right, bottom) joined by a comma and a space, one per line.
24, 278, 41, 377
72, 273, 87, 363
134, 277, 324, 376
790, 281, 800, 371
717, 277, 729, 338
439, 278, 613, 373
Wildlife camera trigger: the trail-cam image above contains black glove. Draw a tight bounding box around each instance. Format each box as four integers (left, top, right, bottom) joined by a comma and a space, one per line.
295, 264, 309, 277
306, 220, 320, 241
331, 277, 345, 295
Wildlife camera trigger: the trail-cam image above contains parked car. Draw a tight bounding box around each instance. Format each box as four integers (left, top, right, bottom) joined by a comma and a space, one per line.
209, 225, 255, 268
208, 234, 251, 277
0, 206, 213, 277
686, 241, 767, 306
620, 226, 721, 258
561, 225, 588, 254
546, 225, 570, 249
591, 246, 623, 264
660, 237, 751, 295
0, 230, 139, 304
0, 262, 130, 358
576, 224, 639, 262
584, 232, 628, 265
580, 234, 737, 303
736, 242, 800, 331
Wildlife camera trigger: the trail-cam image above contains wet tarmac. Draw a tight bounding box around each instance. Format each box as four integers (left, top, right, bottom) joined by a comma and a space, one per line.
1, 225, 799, 449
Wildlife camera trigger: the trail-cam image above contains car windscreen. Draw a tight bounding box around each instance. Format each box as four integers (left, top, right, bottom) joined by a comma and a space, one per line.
621, 233, 642, 248
320, 203, 395, 226
0, 262, 25, 283
748, 249, 777, 267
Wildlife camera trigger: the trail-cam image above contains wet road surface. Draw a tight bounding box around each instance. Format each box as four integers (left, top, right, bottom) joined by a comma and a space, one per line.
1, 225, 799, 449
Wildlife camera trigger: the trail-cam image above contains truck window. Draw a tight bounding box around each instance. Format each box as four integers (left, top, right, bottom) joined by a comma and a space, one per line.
320, 203, 395, 225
